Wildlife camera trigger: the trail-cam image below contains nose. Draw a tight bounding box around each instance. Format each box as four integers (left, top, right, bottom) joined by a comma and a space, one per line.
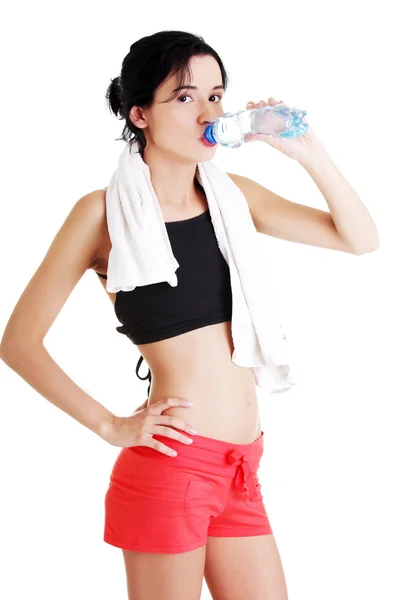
199, 115, 217, 127
198, 102, 221, 124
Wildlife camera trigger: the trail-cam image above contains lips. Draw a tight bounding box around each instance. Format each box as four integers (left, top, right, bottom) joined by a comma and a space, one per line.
199, 135, 216, 147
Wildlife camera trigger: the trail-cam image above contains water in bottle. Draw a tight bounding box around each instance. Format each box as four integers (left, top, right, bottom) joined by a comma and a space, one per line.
202, 103, 308, 149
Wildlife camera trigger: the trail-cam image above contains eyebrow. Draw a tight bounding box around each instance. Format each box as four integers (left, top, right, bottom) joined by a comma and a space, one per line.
172, 85, 225, 92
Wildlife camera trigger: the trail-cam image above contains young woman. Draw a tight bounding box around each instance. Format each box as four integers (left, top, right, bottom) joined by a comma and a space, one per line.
0, 30, 379, 600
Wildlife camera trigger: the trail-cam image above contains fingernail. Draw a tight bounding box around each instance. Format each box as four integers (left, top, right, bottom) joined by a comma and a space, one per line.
189, 428, 198, 434
186, 401, 195, 406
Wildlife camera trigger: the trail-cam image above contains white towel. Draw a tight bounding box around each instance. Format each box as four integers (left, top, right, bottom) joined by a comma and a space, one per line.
105, 140, 300, 394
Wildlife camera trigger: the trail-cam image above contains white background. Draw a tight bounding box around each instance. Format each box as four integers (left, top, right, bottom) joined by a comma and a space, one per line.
1, 1, 399, 598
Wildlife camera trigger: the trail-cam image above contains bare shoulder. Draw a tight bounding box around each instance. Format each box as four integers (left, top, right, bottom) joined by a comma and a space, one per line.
79, 186, 107, 228
226, 172, 250, 187
226, 172, 262, 207
60, 187, 109, 271
0, 188, 110, 349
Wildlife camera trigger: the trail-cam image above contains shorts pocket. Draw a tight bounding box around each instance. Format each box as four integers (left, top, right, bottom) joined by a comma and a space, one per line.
184, 479, 215, 516
244, 475, 264, 509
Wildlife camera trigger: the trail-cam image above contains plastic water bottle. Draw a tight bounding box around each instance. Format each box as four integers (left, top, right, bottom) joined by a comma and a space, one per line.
202, 103, 308, 149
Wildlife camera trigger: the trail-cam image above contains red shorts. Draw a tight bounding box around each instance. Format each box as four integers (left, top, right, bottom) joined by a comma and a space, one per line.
103, 428, 272, 554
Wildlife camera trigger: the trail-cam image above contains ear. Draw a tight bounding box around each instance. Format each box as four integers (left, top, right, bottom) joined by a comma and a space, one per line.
129, 105, 148, 128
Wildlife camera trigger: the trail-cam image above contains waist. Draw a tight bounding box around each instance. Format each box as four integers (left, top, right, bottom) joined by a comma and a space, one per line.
148, 368, 260, 445
139, 322, 261, 444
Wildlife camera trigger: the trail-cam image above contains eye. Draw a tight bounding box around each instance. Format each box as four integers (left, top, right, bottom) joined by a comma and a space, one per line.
178, 94, 223, 103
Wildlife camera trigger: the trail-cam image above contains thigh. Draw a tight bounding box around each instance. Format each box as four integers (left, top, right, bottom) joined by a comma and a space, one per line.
123, 545, 207, 600
204, 534, 288, 600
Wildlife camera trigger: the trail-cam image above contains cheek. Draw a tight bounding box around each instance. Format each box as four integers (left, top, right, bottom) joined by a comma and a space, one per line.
171, 106, 195, 125
157, 107, 190, 133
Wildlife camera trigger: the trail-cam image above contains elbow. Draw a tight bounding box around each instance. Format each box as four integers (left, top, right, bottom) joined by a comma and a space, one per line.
0, 337, 38, 368
354, 241, 380, 255
1, 324, 46, 367
0, 338, 20, 366
353, 232, 380, 255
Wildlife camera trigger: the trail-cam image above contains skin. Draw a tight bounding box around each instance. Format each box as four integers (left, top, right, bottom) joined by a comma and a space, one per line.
0, 54, 288, 600
130, 53, 225, 217
2, 48, 375, 600
98, 56, 287, 599
95, 54, 262, 445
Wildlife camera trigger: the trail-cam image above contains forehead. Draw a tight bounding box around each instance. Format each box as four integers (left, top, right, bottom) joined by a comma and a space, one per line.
161, 55, 222, 92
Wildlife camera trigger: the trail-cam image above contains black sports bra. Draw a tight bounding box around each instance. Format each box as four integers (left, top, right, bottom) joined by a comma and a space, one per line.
96, 205, 232, 397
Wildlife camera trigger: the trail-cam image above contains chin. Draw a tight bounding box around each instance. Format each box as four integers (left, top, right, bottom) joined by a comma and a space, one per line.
198, 141, 217, 153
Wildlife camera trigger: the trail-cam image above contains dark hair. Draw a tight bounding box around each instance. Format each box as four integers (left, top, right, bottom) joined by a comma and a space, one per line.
105, 30, 230, 157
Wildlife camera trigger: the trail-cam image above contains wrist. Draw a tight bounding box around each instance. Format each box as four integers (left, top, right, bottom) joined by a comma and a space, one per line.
99, 413, 119, 444
296, 140, 329, 169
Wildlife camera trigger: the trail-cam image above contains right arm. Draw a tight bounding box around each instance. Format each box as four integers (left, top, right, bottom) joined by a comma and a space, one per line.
0, 190, 115, 442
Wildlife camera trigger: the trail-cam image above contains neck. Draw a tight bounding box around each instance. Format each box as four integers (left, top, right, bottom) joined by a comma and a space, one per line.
141, 144, 202, 209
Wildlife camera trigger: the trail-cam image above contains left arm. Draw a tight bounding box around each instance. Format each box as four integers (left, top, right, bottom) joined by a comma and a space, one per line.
297, 145, 379, 254
234, 98, 380, 255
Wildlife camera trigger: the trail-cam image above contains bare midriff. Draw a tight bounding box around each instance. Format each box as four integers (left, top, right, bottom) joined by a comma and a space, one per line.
138, 320, 261, 444
94, 188, 261, 445
100, 279, 261, 444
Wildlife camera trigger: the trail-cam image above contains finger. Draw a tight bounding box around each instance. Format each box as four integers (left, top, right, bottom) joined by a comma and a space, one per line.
153, 424, 194, 445
146, 436, 179, 457
157, 414, 198, 435
151, 397, 194, 412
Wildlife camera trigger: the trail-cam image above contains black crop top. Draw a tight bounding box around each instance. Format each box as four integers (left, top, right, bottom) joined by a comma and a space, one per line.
95, 206, 233, 396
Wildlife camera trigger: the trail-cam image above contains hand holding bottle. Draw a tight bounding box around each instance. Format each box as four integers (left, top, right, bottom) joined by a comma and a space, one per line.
245, 97, 322, 162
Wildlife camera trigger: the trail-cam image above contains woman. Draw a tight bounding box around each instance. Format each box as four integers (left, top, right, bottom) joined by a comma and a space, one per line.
0, 30, 379, 600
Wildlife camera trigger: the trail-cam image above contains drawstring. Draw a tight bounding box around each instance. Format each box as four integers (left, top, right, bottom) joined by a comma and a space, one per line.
226, 448, 260, 502
135, 355, 152, 398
